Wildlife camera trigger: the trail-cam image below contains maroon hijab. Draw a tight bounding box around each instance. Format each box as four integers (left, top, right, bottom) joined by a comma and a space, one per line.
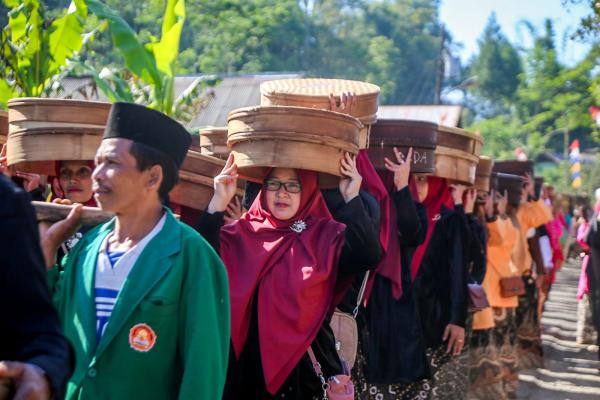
409, 176, 453, 280
51, 161, 97, 206
220, 169, 346, 394
356, 151, 402, 301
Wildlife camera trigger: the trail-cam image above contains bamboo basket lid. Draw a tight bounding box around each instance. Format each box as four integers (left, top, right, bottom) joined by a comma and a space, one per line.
433, 125, 483, 185
169, 150, 244, 211
474, 156, 494, 192
199, 126, 229, 159
493, 160, 534, 177
260, 78, 379, 149
0, 111, 7, 145
6, 98, 111, 175
368, 119, 437, 173
227, 106, 361, 187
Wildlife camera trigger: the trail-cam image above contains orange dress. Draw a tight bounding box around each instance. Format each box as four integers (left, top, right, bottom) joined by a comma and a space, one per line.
473, 218, 520, 330
511, 199, 553, 276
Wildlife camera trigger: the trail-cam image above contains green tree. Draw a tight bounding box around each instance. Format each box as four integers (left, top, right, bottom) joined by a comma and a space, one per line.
466, 13, 521, 114
0, 0, 88, 108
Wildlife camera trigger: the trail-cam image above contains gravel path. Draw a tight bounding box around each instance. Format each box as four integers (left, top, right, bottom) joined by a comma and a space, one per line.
516, 259, 600, 399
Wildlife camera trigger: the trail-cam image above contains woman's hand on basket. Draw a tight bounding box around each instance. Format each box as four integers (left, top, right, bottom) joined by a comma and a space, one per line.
339, 152, 362, 203
329, 91, 357, 115
384, 146, 412, 191
208, 154, 238, 214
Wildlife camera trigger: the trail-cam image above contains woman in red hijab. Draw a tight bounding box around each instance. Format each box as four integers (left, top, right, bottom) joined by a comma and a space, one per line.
197, 152, 382, 399
410, 175, 470, 398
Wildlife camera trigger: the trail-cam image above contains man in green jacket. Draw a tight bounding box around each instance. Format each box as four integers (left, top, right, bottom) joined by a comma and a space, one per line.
41, 103, 230, 399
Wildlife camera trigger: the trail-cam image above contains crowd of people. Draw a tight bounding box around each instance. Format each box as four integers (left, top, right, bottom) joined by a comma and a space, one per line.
0, 97, 597, 400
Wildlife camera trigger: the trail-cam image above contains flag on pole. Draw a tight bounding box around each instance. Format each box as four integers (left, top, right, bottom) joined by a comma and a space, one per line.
590, 106, 600, 127
569, 139, 582, 189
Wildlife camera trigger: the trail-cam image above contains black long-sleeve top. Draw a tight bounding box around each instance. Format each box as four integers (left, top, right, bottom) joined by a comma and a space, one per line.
455, 205, 487, 284
413, 206, 469, 348
197, 194, 382, 399
0, 175, 74, 399
362, 187, 432, 383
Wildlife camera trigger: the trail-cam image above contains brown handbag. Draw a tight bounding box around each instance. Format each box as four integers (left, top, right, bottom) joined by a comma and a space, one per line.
500, 276, 525, 297
329, 271, 370, 370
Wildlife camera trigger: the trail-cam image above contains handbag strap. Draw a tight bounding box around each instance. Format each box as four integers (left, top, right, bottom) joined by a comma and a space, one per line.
307, 346, 330, 400
353, 271, 370, 318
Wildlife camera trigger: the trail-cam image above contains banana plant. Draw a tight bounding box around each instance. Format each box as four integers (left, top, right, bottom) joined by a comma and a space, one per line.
84, 0, 215, 123
0, 0, 88, 108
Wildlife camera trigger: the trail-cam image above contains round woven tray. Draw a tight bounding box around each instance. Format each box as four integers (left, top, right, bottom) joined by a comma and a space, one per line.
434, 126, 483, 185
199, 126, 228, 159
368, 119, 437, 173
7, 98, 111, 175
474, 156, 494, 192
260, 78, 379, 149
227, 106, 360, 187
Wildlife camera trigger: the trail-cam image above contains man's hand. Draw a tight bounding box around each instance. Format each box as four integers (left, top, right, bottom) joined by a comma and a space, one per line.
0, 361, 51, 400
443, 323, 465, 356
39, 202, 83, 268
384, 147, 412, 191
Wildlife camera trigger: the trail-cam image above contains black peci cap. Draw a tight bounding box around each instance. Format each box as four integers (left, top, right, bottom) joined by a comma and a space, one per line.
103, 102, 191, 169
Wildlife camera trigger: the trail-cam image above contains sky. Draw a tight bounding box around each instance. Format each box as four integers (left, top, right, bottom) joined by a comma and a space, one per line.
439, 0, 592, 66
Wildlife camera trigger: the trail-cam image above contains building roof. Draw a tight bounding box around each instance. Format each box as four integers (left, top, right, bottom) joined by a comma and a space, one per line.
189, 72, 302, 128
377, 105, 463, 127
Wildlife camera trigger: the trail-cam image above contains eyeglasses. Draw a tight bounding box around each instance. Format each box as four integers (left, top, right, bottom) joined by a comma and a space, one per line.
59, 166, 93, 181
264, 179, 302, 193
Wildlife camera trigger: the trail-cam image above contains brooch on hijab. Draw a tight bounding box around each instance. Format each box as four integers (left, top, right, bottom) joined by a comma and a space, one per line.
432, 214, 441, 222
290, 220, 307, 233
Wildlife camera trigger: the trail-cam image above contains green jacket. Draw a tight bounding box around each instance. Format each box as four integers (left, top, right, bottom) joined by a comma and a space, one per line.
48, 210, 230, 400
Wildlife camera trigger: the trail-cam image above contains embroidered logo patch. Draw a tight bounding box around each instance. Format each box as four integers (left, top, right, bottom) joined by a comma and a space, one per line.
129, 323, 156, 352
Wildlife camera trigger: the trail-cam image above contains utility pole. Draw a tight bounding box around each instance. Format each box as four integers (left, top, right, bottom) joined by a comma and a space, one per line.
433, 26, 445, 105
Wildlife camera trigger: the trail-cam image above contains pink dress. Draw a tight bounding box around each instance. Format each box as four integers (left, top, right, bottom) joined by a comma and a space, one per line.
577, 221, 590, 300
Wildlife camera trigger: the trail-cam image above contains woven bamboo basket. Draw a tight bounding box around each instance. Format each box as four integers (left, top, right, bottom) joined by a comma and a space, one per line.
0, 111, 7, 145
169, 150, 244, 211
474, 156, 494, 192
199, 126, 229, 159
368, 119, 437, 173
493, 160, 534, 177
260, 78, 379, 149
227, 106, 360, 187
6, 98, 111, 175
433, 126, 483, 185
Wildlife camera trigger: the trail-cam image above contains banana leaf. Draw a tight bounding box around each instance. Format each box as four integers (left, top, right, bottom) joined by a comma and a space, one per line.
85, 0, 162, 90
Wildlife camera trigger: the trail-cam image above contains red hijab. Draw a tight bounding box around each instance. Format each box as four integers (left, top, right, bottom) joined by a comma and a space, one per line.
409, 176, 453, 280
51, 161, 97, 206
356, 151, 402, 301
220, 169, 346, 394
